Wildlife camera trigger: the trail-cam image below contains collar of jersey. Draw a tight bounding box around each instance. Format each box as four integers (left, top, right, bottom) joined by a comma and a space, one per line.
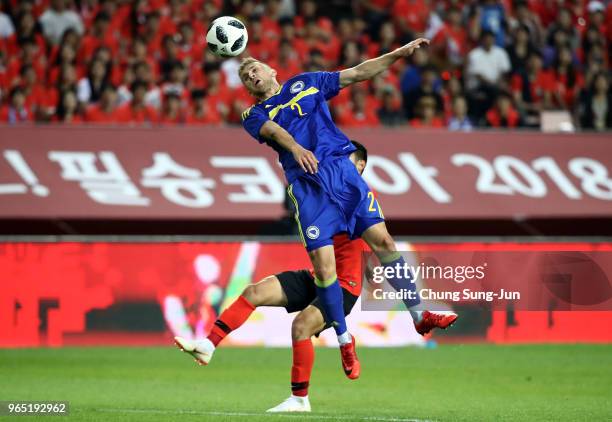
258, 84, 284, 104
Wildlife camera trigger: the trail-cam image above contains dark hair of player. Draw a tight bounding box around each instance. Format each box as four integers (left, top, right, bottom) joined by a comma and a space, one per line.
350, 140, 367, 163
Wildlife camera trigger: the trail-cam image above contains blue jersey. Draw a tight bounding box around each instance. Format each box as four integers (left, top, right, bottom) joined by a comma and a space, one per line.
242, 71, 356, 183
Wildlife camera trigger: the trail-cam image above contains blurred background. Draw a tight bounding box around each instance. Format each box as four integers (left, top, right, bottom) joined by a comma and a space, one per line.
0, 0, 611, 349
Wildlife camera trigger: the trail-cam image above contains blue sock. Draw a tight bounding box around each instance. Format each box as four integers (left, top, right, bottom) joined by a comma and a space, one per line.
381, 253, 421, 309
314, 277, 348, 337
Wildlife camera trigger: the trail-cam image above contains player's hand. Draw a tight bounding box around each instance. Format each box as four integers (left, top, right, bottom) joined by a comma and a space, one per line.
292, 145, 318, 174
393, 38, 430, 57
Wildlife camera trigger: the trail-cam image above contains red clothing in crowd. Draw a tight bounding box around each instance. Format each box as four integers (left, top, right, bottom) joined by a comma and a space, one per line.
336, 107, 380, 127
511, 71, 555, 104
486, 106, 520, 128
115, 103, 158, 124
393, 0, 430, 34
409, 117, 445, 128
84, 104, 119, 123
0, 105, 32, 122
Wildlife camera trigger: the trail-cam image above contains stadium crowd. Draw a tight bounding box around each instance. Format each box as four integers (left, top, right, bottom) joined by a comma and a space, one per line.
0, 0, 610, 130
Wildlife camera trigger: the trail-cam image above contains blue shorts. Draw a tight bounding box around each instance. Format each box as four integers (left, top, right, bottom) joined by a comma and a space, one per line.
287, 156, 385, 251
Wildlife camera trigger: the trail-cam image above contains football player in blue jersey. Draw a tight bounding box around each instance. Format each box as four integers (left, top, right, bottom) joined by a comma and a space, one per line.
239, 38, 456, 380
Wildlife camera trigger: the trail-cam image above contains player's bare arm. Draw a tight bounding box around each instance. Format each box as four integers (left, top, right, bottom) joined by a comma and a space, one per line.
339, 38, 430, 88
259, 120, 319, 174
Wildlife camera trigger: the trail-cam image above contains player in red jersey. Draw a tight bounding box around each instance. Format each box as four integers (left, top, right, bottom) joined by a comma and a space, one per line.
175, 141, 457, 412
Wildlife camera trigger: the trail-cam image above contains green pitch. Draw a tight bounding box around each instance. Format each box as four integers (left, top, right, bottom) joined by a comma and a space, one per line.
1, 344, 611, 421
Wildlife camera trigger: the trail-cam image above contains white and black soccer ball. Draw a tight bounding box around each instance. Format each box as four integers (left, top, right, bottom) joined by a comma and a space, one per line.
206, 16, 248, 57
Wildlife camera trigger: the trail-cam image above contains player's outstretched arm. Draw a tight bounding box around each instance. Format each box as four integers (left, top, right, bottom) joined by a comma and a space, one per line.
339, 38, 430, 88
260, 120, 319, 174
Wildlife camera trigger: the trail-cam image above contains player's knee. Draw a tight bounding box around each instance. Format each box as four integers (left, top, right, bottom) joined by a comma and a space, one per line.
380, 234, 396, 251
242, 283, 264, 307
313, 264, 336, 284
291, 314, 313, 341
370, 232, 395, 253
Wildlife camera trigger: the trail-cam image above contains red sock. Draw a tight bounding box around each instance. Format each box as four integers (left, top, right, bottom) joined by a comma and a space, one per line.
207, 295, 255, 346
291, 339, 314, 397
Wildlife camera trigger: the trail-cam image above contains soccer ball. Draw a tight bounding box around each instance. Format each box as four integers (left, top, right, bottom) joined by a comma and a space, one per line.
206, 16, 248, 57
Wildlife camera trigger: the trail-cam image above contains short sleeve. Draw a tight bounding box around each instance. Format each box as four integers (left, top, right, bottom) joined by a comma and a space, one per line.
310, 71, 341, 100
241, 105, 269, 143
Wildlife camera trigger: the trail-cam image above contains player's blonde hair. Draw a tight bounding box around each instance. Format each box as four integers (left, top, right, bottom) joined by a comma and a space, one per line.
238, 57, 271, 81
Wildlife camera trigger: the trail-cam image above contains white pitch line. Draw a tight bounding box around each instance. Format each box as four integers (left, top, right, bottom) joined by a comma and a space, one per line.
95, 407, 434, 422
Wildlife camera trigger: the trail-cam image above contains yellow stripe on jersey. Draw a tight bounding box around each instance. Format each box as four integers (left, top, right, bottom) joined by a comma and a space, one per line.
287, 184, 306, 247
268, 87, 319, 120
241, 106, 253, 121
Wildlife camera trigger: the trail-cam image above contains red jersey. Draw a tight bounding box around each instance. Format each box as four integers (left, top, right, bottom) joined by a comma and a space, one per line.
309, 233, 368, 296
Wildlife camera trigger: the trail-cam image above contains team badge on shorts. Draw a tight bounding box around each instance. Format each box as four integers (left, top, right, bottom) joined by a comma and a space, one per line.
306, 225, 320, 240
290, 81, 305, 94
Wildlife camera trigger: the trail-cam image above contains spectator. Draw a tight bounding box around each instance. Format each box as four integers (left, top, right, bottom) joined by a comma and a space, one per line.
478, 0, 507, 47
142, 11, 163, 55
49, 43, 78, 85
56, 63, 78, 96
368, 21, 399, 58
77, 59, 110, 104
336, 86, 379, 127
338, 41, 363, 69
448, 96, 473, 131
0, 87, 34, 124
185, 89, 222, 125
403, 66, 443, 119
377, 86, 405, 127
546, 9, 579, 51
577, 72, 612, 131
80, 11, 119, 60
431, 7, 467, 68
0, 9, 14, 39
510, 0, 543, 48
400, 47, 429, 97
162, 62, 187, 100
246, 14, 279, 62
9, 12, 46, 55
278, 17, 309, 62
39, 0, 84, 45
0, 50, 7, 97
270, 39, 302, 83
117, 66, 135, 105
126, 36, 157, 81
486, 93, 521, 128
511, 52, 554, 126
54, 89, 82, 124
551, 46, 583, 109
85, 84, 119, 123
441, 74, 464, 121
7, 37, 46, 88
392, 0, 429, 37
507, 25, 536, 75
20, 64, 50, 117
585, 1, 607, 37
467, 30, 511, 91
202, 62, 230, 121
177, 21, 203, 65
1, 87, 32, 123
159, 35, 182, 82
409, 96, 444, 128
133, 61, 162, 109
158, 92, 183, 125
466, 30, 511, 119
115, 80, 157, 124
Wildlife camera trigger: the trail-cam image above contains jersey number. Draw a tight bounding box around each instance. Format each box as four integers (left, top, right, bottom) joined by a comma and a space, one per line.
367, 192, 376, 212
368, 191, 384, 218
290, 103, 306, 116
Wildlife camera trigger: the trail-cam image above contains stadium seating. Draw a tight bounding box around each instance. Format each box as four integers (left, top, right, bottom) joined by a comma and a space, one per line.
0, 0, 610, 130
